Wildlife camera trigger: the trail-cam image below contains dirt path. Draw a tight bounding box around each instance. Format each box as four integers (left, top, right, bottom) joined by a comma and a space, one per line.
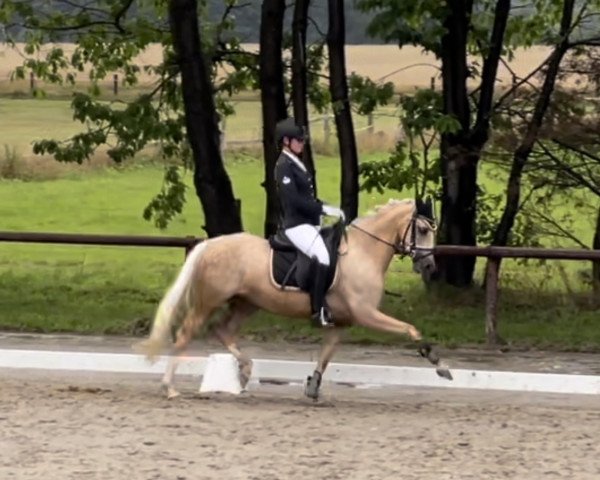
2, 368, 600, 480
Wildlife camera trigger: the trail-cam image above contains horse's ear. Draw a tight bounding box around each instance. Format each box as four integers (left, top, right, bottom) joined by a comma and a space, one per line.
416, 195, 434, 220
425, 196, 433, 219
415, 197, 423, 212
428, 196, 436, 222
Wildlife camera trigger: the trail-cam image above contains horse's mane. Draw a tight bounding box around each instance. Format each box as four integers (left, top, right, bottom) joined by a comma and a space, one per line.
364, 198, 414, 216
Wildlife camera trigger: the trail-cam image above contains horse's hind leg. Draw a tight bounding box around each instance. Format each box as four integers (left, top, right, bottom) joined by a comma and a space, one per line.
162, 309, 211, 399
211, 298, 257, 389
305, 328, 342, 400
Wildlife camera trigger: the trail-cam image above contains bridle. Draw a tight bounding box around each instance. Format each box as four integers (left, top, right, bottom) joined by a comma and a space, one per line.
350, 210, 437, 259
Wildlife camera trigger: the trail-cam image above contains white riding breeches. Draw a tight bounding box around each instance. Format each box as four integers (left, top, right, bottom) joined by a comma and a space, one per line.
284, 224, 330, 266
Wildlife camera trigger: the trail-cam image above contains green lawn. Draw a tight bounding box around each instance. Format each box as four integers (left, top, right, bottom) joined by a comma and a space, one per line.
0, 97, 400, 159
0, 98, 598, 350
0, 160, 597, 350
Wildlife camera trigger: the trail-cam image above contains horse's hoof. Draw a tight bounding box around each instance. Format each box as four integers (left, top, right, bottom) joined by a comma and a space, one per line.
304, 382, 319, 400
167, 388, 181, 400
239, 373, 251, 390
304, 371, 322, 401
436, 363, 453, 381
162, 384, 181, 399
238, 361, 253, 389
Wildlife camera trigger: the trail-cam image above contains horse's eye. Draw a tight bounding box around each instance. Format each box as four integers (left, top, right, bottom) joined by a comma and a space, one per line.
418, 226, 429, 235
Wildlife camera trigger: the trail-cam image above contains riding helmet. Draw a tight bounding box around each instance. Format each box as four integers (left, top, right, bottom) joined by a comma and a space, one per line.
275, 117, 305, 142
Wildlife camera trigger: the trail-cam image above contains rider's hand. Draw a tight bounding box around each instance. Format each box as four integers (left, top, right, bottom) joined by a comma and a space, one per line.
322, 205, 345, 222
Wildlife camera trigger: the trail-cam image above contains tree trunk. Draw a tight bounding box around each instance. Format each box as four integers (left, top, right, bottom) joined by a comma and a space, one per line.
327, 0, 359, 220
291, 0, 316, 182
437, 0, 477, 287
438, 141, 479, 286
593, 205, 600, 305
259, 0, 287, 237
471, 0, 511, 147
168, 0, 242, 237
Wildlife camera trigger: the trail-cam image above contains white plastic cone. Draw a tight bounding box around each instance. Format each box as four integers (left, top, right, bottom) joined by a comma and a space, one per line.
199, 353, 243, 394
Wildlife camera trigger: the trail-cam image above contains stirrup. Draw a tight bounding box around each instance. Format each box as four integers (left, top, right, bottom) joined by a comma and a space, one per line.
311, 307, 334, 328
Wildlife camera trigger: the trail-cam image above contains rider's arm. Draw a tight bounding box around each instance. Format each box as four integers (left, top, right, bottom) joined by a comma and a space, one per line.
275, 160, 323, 219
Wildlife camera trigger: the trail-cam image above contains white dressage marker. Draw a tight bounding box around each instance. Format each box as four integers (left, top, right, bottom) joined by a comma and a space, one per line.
199, 353, 243, 394
1, 348, 600, 395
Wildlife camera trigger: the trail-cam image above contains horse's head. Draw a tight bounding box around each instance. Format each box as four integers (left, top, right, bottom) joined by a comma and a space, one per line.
399, 197, 437, 281
350, 198, 438, 280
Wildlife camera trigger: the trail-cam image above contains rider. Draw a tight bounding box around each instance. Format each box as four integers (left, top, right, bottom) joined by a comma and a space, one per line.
274, 117, 345, 328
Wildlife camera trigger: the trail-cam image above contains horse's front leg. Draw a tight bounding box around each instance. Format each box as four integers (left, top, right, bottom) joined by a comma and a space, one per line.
355, 309, 452, 380
305, 328, 343, 400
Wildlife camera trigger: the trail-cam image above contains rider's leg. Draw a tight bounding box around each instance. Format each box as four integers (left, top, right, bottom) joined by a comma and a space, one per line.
308, 257, 334, 326
284, 224, 333, 327
284, 224, 330, 265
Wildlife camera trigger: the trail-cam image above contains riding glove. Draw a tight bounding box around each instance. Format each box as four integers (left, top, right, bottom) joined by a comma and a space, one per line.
322, 205, 346, 222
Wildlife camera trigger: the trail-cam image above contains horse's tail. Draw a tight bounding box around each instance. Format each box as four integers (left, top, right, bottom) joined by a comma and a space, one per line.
133, 241, 208, 362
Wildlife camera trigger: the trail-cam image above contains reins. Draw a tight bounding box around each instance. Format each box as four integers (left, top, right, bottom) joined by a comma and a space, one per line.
349, 223, 404, 255
349, 212, 437, 259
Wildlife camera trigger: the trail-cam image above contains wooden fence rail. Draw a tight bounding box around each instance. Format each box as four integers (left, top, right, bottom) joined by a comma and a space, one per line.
0, 231, 200, 253
1, 231, 598, 344
435, 245, 600, 343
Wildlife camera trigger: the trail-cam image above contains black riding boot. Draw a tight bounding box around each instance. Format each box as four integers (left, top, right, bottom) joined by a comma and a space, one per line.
309, 261, 334, 328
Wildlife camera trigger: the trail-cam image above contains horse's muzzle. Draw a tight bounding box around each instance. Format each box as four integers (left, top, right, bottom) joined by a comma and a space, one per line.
413, 254, 436, 280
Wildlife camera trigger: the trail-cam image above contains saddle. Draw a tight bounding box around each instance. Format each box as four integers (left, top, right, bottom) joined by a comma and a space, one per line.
268, 221, 345, 292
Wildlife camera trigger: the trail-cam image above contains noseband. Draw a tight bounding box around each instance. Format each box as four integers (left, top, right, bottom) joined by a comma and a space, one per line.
350, 211, 437, 259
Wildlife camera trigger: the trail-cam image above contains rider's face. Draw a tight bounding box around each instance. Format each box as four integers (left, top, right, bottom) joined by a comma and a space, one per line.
285, 137, 305, 155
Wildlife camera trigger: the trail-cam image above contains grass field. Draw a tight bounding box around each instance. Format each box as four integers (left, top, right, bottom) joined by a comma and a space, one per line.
0, 143, 598, 349
0, 54, 598, 350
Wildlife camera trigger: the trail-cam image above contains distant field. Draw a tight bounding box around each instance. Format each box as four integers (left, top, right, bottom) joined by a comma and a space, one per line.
0, 43, 576, 93
0, 97, 401, 165
1, 42, 594, 159
0, 97, 595, 244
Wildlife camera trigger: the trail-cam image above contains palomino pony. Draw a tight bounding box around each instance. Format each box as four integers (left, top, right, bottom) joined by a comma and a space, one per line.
135, 198, 452, 400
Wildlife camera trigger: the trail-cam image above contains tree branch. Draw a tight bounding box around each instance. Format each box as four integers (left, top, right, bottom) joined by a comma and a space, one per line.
307, 14, 327, 38
16, 20, 124, 33
214, 1, 252, 46
529, 209, 589, 249
14, 0, 137, 35
54, 0, 108, 16
551, 138, 600, 164
568, 38, 600, 48
537, 140, 600, 196
471, 0, 511, 148
113, 0, 135, 34
492, 53, 553, 112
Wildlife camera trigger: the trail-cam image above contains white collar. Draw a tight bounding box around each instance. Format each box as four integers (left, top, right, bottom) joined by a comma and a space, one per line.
283, 149, 307, 173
